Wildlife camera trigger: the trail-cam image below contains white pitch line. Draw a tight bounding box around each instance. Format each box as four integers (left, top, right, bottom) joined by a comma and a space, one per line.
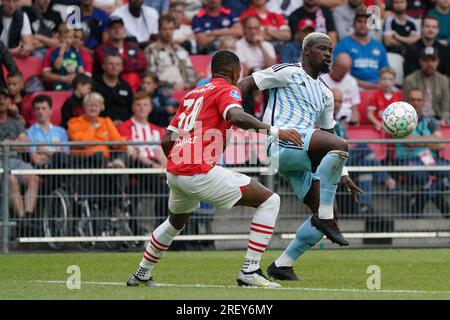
30, 280, 450, 295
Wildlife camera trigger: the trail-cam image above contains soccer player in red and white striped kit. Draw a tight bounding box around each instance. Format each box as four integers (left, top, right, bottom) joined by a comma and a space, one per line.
127, 50, 302, 287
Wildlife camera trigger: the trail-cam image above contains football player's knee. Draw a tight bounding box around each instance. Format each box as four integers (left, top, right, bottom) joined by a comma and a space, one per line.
333, 138, 349, 153
259, 193, 281, 214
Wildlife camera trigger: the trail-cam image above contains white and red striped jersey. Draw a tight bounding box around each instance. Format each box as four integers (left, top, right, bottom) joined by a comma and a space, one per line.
118, 118, 165, 161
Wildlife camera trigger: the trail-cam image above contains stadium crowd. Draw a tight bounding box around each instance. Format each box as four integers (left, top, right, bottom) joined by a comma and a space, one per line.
1, 0, 450, 232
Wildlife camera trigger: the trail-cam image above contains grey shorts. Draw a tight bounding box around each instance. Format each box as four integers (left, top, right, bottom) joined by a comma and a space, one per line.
0, 158, 34, 184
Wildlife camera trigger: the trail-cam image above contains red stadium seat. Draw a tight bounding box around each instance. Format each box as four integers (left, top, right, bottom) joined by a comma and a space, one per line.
356, 90, 375, 125
439, 125, 450, 161
347, 125, 387, 161
21, 91, 72, 126
190, 55, 212, 78
4, 56, 44, 82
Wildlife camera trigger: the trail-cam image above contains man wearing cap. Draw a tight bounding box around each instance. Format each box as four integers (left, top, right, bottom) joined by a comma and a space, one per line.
235, 15, 276, 77
333, 6, 389, 90
94, 16, 148, 92
0, 87, 40, 234
280, 17, 315, 63
287, 0, 337, 45
403, 46, 450, 124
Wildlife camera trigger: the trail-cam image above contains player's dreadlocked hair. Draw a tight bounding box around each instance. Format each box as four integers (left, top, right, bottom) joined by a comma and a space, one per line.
302, 32, 332, 51
211, 50, 240, 75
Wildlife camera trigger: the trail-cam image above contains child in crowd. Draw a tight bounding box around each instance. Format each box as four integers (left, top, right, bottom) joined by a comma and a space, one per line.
43, 24, 85, 91
60, 74, 93, 129
367, 67, 403, 131
139, 72, 177, 127
6, 71, 26, 126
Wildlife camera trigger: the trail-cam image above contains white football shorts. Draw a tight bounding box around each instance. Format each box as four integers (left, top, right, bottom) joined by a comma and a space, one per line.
166, 166, 252, 214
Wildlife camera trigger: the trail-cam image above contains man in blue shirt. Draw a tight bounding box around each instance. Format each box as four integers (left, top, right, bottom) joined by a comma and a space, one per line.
27, 94, 69, 168
333, 7, 389, 90
192, 0, 243, 53
81, 0, 110, 49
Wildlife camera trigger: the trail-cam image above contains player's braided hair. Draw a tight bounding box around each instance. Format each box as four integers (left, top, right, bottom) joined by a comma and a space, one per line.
211, 50, 240, 75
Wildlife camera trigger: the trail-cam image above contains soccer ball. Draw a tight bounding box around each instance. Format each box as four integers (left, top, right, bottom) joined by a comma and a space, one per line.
382, 101, 418, 138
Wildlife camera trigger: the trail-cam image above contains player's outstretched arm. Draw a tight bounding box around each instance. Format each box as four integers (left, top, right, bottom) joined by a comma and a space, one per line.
226, 107, 303, 147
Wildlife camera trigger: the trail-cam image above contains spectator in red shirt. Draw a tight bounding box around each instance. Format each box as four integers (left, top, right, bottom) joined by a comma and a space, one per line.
367, 67, 403, 130
118, 90, 168, 234
118, 91, 166, 168
94, 16, 148, 92
240, 0, 291, 45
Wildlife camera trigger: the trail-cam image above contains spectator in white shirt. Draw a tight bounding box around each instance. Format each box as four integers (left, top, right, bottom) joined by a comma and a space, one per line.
169, 0, 196, 53
235, 15, 276, 77
322, 53, 361, 124
0, 0, 33, 57
111, 0, 159, 48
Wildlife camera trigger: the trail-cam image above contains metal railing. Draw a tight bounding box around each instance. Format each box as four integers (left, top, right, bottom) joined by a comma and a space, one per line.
1, 138, 450, 253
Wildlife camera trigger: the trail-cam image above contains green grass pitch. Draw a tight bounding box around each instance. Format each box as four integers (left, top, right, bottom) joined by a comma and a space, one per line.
1, 248, 449, 300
